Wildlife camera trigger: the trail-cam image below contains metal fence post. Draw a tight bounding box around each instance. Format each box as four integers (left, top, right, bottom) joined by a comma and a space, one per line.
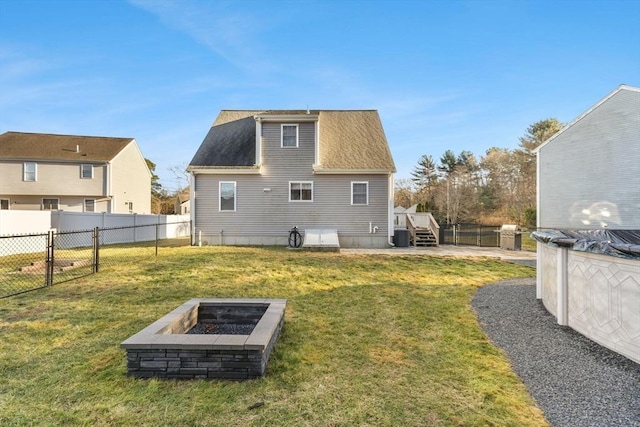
46, 229, 54, 287
93, 227, 100, 273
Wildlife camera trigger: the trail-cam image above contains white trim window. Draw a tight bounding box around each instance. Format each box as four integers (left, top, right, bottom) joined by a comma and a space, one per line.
125, 201, 133, 213
351, 181, 369, 205
219, 181, 236, 211
81, 164, 93, 179
42, 198, 59, 210
281, 124, 298, 148
24, 162, 37, 181
84, 199, 95, 212
0, 199, 9, 210
289, 181, 313, 202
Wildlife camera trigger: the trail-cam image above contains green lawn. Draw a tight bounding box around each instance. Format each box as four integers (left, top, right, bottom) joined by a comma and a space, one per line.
521, 232, 538, 252
0, 246, 547, 426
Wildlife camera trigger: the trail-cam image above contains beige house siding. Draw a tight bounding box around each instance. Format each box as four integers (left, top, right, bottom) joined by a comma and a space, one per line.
0, 136, 150, 214
0, 160, 108, 211
537, 86, 640, 229
0, 160, 106, 196
0, 195, 110, 212
109, 140, 151, 214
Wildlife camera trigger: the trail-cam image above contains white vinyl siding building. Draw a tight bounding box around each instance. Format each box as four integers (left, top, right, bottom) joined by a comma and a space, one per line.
533, 85, 640, 364
535, 85, 640, 230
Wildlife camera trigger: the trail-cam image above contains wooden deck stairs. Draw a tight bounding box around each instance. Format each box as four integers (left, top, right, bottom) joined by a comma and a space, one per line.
414, 228, 438, 247
403, 211, 440, 247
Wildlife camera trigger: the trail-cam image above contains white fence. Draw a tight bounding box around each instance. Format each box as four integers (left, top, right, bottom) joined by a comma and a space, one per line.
538, 243, 640, 364
0, 210, 190, 236
0, 211, 191, 256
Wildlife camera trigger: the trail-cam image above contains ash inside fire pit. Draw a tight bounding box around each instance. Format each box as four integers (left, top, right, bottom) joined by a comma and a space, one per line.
187, 322, 256, 335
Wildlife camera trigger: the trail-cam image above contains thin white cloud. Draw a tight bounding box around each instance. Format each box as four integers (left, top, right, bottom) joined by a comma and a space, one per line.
0, 43, 53, 81
128, 0, 279, 75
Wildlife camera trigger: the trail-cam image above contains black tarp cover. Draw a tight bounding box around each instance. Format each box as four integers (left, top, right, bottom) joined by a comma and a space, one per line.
531, 229, 640, 259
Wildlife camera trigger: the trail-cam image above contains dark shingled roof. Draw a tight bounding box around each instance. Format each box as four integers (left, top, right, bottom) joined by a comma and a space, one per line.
189, 110, 396, 171
190, 113, 257, 167
0, 131, 133, 162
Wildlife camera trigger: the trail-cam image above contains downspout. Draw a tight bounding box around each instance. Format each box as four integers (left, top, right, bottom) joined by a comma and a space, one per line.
314, 119, 320, 166
254, 116, 262, 166
388, 173, 395, 246
535, 149, 542, 299
107, 162, 114, 213
190, 170, 196, 246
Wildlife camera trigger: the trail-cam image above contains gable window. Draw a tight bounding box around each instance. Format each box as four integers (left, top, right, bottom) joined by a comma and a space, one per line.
24, 162, 36, 181
42, 198, 59, 210
290, 181, 313, 201
81, 164, 93, 179
281, 124, 298, 148
0, 199, 9, 210
219, 181, 236, 211
84, 199, 95, 212
352, 182, 369, 205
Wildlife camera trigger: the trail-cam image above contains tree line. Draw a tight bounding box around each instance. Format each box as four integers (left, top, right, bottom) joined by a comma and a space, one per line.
395, 118, 562, 227
145, 159, 189, 214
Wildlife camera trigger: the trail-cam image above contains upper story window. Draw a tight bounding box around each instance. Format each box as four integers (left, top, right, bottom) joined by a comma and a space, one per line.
81, 164, 93, 179
42, 198, 59, 210
24, 162, 36, 181
0, 199, 9, 210
281, 124, 298, 148
219, 181, 236, 211
290, 181, 313, 202
351, 182, 369, 205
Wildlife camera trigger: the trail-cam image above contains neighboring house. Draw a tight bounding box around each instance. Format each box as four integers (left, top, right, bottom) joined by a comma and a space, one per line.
535, 84, 640, 229
0, 132, 151, 213
188, 110, 396, 248
533, 84, 640, 363
175, 190, 190, 215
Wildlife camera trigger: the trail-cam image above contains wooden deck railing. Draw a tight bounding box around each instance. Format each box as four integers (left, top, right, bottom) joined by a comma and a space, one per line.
406, 214, 417, 246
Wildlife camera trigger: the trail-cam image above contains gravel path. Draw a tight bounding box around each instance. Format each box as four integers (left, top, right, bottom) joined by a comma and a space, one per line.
472, 278, 640, 427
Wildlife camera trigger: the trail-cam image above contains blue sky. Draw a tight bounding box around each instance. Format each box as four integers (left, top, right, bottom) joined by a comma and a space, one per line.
1, 0, 639, 192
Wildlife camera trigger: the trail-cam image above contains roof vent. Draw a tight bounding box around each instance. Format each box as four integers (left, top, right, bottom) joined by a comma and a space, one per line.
76, 145, 80, 153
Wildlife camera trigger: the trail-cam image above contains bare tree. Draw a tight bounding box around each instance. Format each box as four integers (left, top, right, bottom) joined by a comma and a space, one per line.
168, 162, 190, 193
394, 179, 416, 208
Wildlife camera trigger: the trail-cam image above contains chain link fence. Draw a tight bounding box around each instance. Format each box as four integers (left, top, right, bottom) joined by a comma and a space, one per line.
0, 221, 191, 298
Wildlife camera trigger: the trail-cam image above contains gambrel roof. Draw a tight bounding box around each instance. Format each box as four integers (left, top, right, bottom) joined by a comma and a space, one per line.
189, 110, 396, 173
0, 131, 134, 162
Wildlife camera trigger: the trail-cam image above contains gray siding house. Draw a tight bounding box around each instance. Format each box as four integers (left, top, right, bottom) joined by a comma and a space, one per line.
534, 84, 640, 229
0, 132, 152, 213
188, 110, 396, 248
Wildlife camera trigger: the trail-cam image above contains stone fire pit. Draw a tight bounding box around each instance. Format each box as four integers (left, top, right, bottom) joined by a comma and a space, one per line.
121, 298, 286, 380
